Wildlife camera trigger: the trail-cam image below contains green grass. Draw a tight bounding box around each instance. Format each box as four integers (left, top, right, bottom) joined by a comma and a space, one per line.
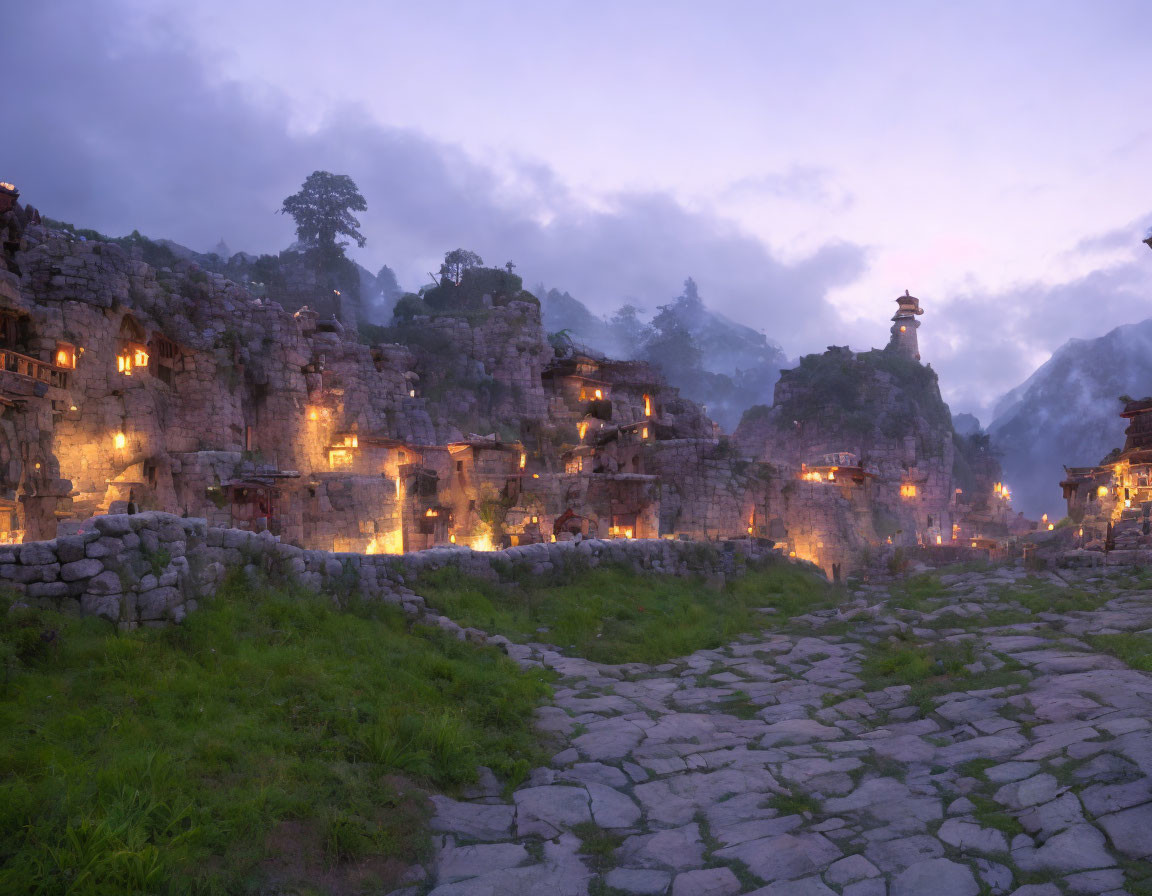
887, 573, 950, 610
573, 821, 624, 873
968, 793, 1024, 837
995, 580, 1115, 616
0, 576, 551, 895
414, 560, 835, 664
1086, 633, 1152, 671
859, 640, 1029, 716
763, 789, 821, 816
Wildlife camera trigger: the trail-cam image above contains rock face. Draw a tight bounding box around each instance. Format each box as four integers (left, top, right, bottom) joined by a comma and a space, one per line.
0, 203, 1014, 572
734, 345, 1010, 572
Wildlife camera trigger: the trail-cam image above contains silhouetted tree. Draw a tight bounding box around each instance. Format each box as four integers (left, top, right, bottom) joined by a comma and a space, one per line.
280, 171, 367, 258
442, 249, 483, 285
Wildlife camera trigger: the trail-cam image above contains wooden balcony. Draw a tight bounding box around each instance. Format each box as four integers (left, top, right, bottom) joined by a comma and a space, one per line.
0, 348, 70, 390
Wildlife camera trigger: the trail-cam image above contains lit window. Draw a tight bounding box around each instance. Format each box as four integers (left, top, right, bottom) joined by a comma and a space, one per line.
594, 389, 603, 400
134, 349, 149, 368
901, 483, 918, 498
55, 343, 76, 369
642, 427, 649, 439
1097, 486, 1110, 498
643, 394, 652, 416
113, 432, 126, 449
899, 325, 907, 333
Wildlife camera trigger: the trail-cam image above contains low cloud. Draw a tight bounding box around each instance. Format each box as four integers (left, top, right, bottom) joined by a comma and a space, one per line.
2, 2, 867, 351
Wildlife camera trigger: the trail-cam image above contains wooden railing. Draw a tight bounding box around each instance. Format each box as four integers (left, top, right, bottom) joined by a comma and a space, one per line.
0, 348, 69, 389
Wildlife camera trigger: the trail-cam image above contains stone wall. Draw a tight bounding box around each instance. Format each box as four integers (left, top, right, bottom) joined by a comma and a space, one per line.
1, 511, 789, 634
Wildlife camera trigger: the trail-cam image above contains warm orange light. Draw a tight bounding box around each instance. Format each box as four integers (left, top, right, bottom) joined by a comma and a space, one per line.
642, 427, 649, 439
531, 515, 539, 524
532, 473, 539, 479
117, 353, 132, 374
579, 423, 588, 439
449, 534, 456, 543
69, 405, 77, 411
900, 483, 917, 498
134, 349, 149, 367
113, 432, 126, 449
936, 535, 942, 545
1047, 523, 1055, 530
594, 389, 603, 400
1097, 486, 1110, 498
748, 526, 754, 534
56, 351, 67, 365
900, 325, 907, 333
550, 534, 557, 542
425, 508, 438, 517
519, 453, 526, 469
308, 409, 318, 421
329, 448, 352, 469
643, 394, 652, 416
828, 471, 835, 481
409, 389, 415, 398
789, 551, 796, 558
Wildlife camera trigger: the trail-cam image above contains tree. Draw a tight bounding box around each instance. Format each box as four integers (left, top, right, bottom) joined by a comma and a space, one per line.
442, 248, 483, 285
376, 264, 402, 304
280, 171, 367, 257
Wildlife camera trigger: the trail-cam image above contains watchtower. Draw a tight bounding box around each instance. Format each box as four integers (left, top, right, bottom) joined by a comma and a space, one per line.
888, 290, 924, 361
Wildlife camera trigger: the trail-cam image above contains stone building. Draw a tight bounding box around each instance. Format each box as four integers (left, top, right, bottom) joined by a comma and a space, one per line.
0, 188, 1016, 575
1061, 397, 1152, 549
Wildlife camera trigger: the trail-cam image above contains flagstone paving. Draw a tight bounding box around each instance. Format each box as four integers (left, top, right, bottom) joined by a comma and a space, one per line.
400, 566, 1152, 895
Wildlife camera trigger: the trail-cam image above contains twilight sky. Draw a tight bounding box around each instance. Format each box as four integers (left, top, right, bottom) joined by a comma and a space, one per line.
4, 1, 1152, 421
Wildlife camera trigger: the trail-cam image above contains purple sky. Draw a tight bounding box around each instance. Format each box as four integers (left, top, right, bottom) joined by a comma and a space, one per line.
5, 1, 1152, 421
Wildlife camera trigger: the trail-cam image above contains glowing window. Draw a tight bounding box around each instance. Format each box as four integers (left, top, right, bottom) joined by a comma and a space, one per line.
113, 432, 126, 449
643, 394, 652, 416
54, 343, 76, 369
900, 483, 918, 498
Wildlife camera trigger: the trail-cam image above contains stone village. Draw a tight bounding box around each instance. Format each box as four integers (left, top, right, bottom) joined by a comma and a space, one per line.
0, 183, 1038, 584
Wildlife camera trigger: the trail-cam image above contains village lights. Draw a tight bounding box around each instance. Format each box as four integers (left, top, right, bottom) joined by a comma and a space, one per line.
409, 389, 416, 398
900, 483, 917, 498
519, 453, 526, 469
425, 509, 438, 517
449, 534, 456, 543
642, 427, 649, 439
1048, 523, 1055, 530
1098, 485, 1110, 498
0, 183, 17, 215
594, 389, 603, 400
643, 394, 652, 417
113, 432, 126, 449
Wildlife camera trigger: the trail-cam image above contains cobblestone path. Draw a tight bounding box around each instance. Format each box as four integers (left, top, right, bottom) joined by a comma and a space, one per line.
413, 566, 1152, 896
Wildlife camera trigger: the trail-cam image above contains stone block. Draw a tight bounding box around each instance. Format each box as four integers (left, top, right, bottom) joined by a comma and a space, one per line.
19, 542, 57, 565
94, 515, 133, 536
60, 558, 104, 582
88, 570, 124, 595
81, 592, 121, 621
56, 536, 87, 563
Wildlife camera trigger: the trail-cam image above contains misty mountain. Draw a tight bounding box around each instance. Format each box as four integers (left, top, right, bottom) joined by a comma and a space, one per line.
539, 280, 789, 431
988, 319, 1152, 519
